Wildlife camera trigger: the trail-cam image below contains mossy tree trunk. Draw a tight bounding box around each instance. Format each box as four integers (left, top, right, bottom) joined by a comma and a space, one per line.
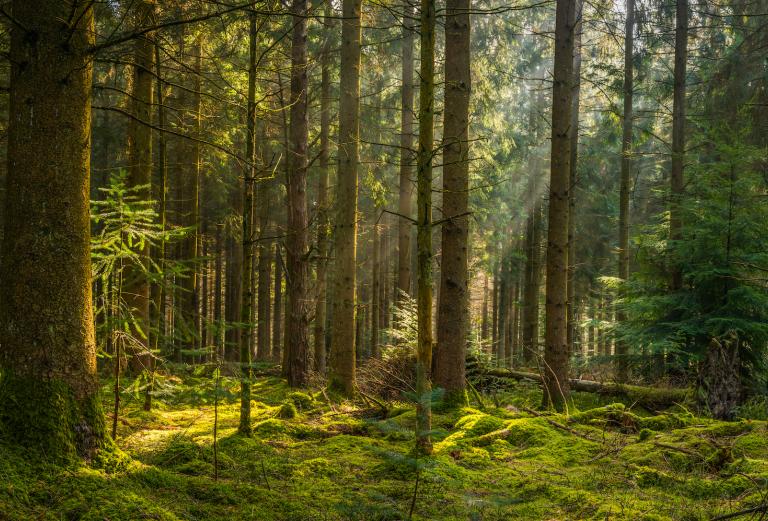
0, 0, 106, 461
543, 0, 577, 410
328, 0, 362, 395
416, 0, 436, 454
434, 0, 471, 407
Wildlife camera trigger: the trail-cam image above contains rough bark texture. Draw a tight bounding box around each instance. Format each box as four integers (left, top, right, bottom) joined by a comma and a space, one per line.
434, 0, 471, 407
416, 0, 436, 453
616, 0, 634, 382
698, 333, 741, 420
522, 201, 542, 366
543, 0, 577, 410
328, 0, 362, 395
313, 5, 333, 373
397, 3, 415, 301
566, 0, 582, 356
285, 0, 311, 387
669, 0, 688, 291
272, 245, 283, 362
371, 224, 381, 357
0, 0, 106, 461
125, 0, 156, 373
238, 11, 258, 435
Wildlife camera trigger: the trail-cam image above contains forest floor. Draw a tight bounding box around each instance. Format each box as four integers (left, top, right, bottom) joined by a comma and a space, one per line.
1, 366, 767, 520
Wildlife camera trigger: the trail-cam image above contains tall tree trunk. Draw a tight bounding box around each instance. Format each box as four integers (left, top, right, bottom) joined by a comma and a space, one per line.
497, 255, 509, 367
328, 0, 362, 395
669, 0, 688, 291
397, 2, 415, 300
214, 224, 224, 358
238, 11, 259, 435
566, 0, 582, 357
126, 0, 156, 373
313, 4, 333, 373
491, 258, 499, 354
616, 0, 634, 382
434, 0, 471, 406
0, 0, 105, 461
542, 0, 577, 410
285, 0, 311, 387
416, 0, 436, 454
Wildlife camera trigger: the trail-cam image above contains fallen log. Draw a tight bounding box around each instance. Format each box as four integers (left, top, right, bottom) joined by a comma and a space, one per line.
478, 368, 692, 410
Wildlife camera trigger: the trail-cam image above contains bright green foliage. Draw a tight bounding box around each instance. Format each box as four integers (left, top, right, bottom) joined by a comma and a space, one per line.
618, 124, 768, 389
2, 373, 767, 520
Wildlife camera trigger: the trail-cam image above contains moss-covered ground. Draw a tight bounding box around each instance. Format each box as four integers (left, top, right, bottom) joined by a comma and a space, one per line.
1, 370, 767, 520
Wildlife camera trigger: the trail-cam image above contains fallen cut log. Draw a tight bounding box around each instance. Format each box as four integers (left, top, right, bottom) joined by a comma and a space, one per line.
479, 368, 692, 410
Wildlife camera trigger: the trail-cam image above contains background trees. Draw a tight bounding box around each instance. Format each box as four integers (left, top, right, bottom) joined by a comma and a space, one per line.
1, 0, 768, 466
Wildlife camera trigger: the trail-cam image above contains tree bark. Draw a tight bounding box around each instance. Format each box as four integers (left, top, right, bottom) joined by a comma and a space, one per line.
328, 0, 362, 395
397, 2, 415, 301
125, 0, 156, 374
543, 0, 577, 410
273, 244, 283, 362
0, 0, 105, 461
285, 0, 311, 387
313, 4, 333, 373
566, 0, 582, 357
416, 0, 436, 454
669, 0, 688, 291
434, 0, 471, 406
238, 10, 258, 435
616, 0, 634, 382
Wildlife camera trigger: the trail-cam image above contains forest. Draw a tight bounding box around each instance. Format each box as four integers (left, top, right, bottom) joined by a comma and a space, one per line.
0, 0, 767, 519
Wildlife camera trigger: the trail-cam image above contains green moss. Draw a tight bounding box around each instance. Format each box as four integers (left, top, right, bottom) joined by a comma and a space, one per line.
277, 402, 298, 419
0, 373, 107, 462
288, 391, 316, 411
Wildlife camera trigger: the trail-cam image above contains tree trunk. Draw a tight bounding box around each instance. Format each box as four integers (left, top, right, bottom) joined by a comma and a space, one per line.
543, 0, 577, 410
566, 0, 582, 357
371, 224, 381, 357
698, 333, 741, 420
328, 0, 362, 395
125, 0, 156, 374
481, 273, 490, 341
434, 0, 471, 406
616, 0, 634, 382
238, 10, 259, 435
0, 0, 105, 461
416, 0, 436, 454
273, 245, 283, 362
397, 2, 415, 301
669, 0, 688, 291
285, 0, 311, 387
522, 202, 542, 366
313, 4, 333, 373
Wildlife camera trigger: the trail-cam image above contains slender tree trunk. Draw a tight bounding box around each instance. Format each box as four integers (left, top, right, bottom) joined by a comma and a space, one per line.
273, 245, 283, 362
238, 11, 259, 435
481, 273, 490, 341
214, 224, 224, 358
0, 0, 105, 461
434, 0, 471, 406
285, 0, 312, 387
566, 0, 582, 357
491, 259, 499, 354
328, 0, 362, 395
497, 252, 509, 366
522, 203, 542, 365
371, 224, 381, 357
542, 0, 577, 410
416, 0, 436, 454
669, 0, 688, 291
313, 4, 333, 373
397, 2, 416, 301
616, 0, 634, 382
